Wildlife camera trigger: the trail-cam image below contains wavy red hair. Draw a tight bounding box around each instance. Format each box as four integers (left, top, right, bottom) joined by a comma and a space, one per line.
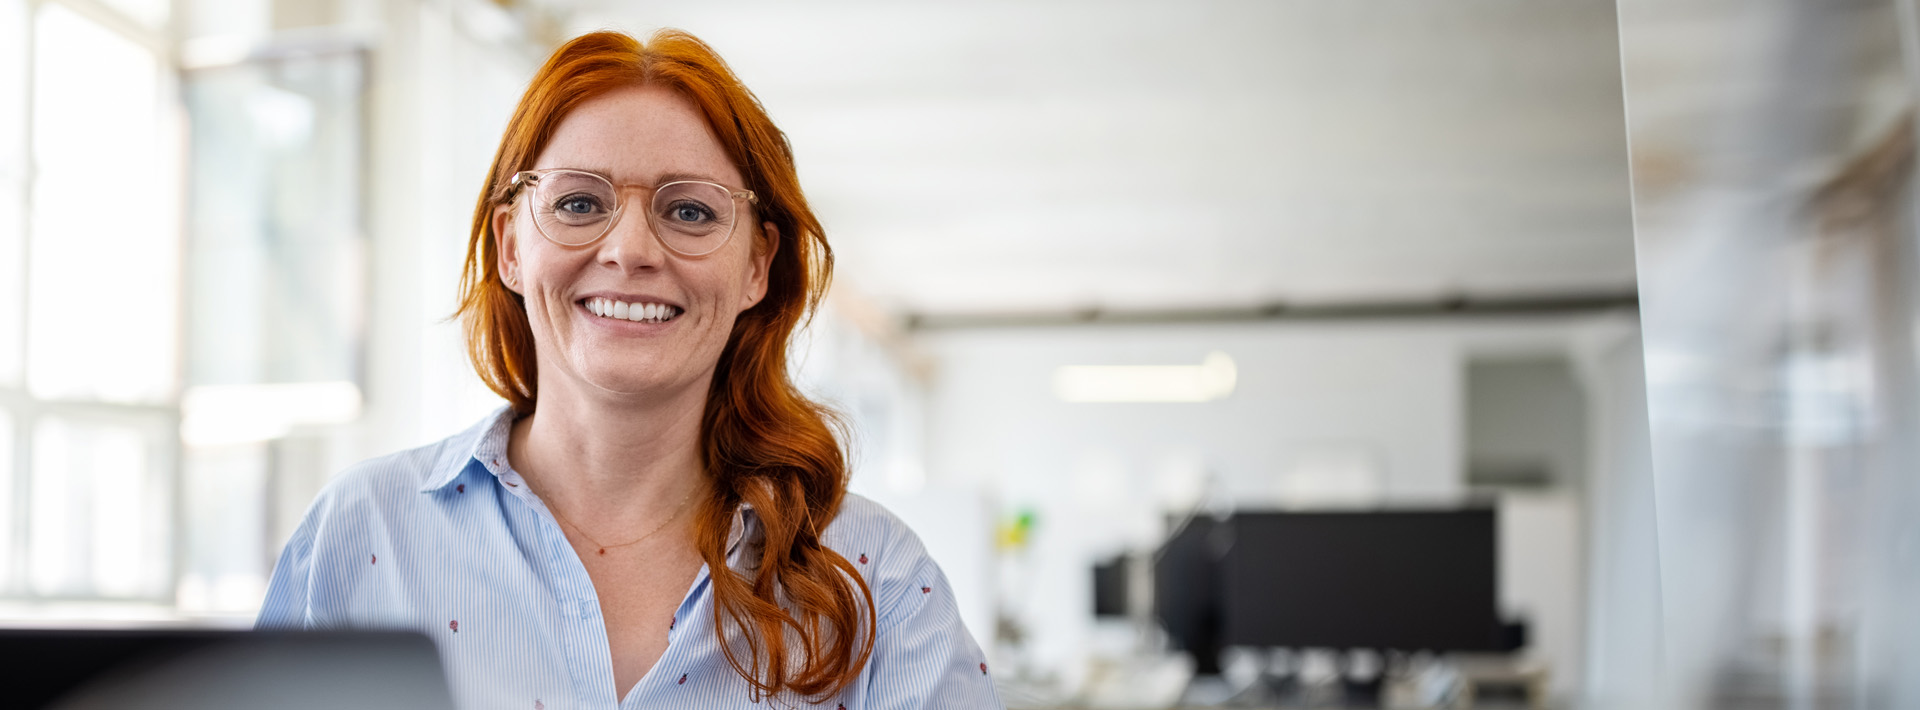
454, 29, 873, 702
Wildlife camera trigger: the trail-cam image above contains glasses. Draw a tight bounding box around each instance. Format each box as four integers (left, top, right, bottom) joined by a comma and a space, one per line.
507, 169, 757, 256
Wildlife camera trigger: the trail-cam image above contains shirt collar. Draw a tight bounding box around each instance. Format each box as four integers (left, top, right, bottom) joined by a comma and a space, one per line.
725, 502, 771, 576
424, 406, 762, 563
725, 500, 757, 558
419, 405, 517, 494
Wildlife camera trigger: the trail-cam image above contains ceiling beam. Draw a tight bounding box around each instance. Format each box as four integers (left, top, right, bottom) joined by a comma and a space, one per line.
902, 290, 1640, 331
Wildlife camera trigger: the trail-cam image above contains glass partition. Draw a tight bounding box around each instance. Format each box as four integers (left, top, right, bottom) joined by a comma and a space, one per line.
1618, 0, 1920, 706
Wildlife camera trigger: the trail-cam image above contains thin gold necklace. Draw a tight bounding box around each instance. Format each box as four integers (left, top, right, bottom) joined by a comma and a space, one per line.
546, 487, 696, 556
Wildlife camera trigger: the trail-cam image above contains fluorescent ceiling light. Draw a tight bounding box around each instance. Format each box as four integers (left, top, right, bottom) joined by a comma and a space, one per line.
1053, 351, 1237, 403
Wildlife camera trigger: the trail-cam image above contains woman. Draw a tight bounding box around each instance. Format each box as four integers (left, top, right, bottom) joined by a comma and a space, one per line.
259, 29, 1000, 710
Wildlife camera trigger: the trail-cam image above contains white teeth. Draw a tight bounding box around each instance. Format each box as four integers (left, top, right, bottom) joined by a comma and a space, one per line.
587, 298, 677, 323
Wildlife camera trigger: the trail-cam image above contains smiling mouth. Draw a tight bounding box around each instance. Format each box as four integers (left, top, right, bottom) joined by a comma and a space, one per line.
585, 297, 682, 324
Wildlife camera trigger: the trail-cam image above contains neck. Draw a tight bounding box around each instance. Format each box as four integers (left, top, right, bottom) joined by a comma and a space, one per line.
509, 373, 711, 532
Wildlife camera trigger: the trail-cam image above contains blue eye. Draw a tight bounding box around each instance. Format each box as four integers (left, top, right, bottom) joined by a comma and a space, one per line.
666, 201, 716, 224
558, 195, 602, 215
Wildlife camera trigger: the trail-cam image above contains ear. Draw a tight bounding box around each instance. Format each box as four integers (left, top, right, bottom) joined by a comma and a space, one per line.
741, 220, 779, 311
494, 202, 522, 294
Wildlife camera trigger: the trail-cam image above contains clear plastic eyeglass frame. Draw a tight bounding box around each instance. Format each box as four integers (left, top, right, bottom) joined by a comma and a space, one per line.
506, 168, 757, 257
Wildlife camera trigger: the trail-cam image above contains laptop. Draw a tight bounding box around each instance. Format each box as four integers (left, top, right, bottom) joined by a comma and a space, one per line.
0, 629, 455, 710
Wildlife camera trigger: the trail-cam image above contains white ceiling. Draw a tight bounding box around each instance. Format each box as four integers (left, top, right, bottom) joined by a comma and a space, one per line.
557, 0, 1638, 317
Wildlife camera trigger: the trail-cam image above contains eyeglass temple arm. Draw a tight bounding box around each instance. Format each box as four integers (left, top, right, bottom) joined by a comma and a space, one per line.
508, 171, 539, 192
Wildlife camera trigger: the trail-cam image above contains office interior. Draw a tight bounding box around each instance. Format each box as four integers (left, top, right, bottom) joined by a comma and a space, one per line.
2, 0, 1918, 708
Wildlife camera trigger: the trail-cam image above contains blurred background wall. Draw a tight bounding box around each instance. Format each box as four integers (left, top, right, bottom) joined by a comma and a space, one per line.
0, 0, 1639, 705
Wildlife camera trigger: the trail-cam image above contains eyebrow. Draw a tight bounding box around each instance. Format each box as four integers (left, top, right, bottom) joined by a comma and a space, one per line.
557, 167, 726, 186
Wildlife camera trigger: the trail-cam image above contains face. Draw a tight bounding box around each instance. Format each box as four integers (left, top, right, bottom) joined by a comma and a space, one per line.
494, 84, 777, 403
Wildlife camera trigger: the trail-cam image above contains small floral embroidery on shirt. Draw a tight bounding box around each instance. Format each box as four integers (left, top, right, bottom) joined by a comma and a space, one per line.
534, 701, 544, 710
449, 620, 459, 633
858, 553, 868, 564
457, 484, 466, 493
678, 674, 688, 685
980, 662, 988, 675
371, 554, 376, 565
837, 704, 845, 710
921, 586, 930, 594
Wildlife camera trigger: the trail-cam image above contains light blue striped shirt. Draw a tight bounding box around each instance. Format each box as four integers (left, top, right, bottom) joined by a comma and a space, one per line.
258, 406, 1002, 710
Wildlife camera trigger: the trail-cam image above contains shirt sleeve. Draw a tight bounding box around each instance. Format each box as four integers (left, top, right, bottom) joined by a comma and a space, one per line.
862, 557, 1004, 710
256, 505, 321, 630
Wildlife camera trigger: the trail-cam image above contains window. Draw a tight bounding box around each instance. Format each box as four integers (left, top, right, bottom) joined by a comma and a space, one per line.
1, 0, 181, 604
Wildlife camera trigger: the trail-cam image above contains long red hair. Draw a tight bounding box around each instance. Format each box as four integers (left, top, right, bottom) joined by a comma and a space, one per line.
454, 29, 873, 701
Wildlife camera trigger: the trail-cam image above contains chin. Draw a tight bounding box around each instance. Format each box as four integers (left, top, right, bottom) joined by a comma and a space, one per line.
571, 351, 697, 398
581, 366, 673, 396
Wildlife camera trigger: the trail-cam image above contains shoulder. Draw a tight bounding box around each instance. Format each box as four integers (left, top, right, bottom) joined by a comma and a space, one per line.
322, 440, 459, 502
260, 411, 505, 629
300, 410, 503, 528
820, 492, 927, 566
817, 493, 951, 627
819, 493, 998, 705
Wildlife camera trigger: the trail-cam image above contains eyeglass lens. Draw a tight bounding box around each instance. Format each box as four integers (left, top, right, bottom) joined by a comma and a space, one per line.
528, 171, 737, 254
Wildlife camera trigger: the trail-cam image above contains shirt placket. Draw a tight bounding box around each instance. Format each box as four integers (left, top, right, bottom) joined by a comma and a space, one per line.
487, 454, 622, 707
619, 508, 752, 709
620, 568, 713, 709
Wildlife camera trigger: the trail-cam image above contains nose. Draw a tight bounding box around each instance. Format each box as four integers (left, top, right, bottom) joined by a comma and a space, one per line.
596, 191, 669, 272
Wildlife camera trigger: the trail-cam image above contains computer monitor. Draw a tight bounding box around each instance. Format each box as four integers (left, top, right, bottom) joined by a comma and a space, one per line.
1220, 508, 1501, 652
1153, 513, 1226, 674
1093, 554, 1130, 618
